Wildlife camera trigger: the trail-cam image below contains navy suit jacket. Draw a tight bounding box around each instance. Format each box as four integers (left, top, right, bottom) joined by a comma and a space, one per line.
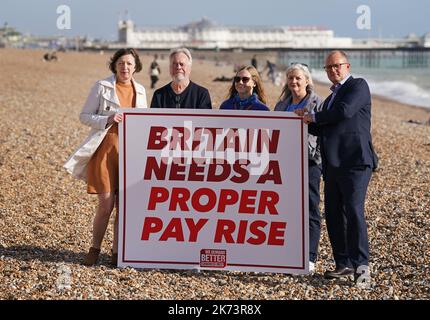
308, 76, 375, 170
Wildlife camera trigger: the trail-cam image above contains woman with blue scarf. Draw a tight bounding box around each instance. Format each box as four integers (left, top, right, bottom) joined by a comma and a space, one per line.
220, 65, 269, 111
275, 63, 323, 274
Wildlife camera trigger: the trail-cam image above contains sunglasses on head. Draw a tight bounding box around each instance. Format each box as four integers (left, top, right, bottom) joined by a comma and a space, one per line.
234, 76, 251, 83
290, 62, 309, 68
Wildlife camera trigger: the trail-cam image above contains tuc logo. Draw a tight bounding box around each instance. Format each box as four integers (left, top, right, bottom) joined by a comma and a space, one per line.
200, 249, 227, 268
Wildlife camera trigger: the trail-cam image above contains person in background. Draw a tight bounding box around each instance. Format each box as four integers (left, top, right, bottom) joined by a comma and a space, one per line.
251, 54, 258, 69
43, 51, 58, 62
64, 48, 148, 266
149, 54, 161, 89
220, 65, 269, 111
150, 47, 212, 109
274, 63, 323, 273
264, 60, 276, 83
297, 50, 376, 288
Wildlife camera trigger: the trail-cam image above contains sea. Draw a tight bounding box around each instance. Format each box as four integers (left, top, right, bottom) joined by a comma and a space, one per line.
277, 49, 430, 109
312, 67, 430, 109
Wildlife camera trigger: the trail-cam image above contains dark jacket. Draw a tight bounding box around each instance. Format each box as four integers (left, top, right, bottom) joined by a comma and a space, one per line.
150, 81, 212, 109
309, 76, 376, 170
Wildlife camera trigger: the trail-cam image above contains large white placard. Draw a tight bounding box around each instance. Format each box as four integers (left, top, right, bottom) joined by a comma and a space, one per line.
118, 109, 308, 274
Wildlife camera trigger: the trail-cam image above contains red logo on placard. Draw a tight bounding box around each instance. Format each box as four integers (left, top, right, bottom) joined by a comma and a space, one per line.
200, 249, 227, 268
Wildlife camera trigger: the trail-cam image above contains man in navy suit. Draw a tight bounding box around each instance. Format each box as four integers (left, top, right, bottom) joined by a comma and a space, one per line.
298, 51, 376, 288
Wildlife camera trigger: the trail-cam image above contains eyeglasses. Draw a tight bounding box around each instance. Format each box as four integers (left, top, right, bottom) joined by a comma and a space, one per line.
290, 62, 309, 68
234, 76, 251, 84
324, 63, 349, 71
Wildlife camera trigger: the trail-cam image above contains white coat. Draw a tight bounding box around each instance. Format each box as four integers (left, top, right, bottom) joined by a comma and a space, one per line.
64, 75, 148, 181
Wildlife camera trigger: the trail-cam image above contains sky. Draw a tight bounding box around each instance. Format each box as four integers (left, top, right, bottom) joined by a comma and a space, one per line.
1, 0, 429, 40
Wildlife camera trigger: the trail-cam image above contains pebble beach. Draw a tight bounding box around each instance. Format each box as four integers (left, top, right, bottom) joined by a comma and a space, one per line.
0, 48, 429, 300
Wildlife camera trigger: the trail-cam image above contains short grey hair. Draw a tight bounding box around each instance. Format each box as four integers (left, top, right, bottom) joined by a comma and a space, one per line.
169, 47, 192, 65
278, 63, 315, 101
286, 63, 313, 86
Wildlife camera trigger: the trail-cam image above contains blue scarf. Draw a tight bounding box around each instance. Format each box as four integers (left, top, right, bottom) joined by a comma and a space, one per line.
233, 93, 259, 110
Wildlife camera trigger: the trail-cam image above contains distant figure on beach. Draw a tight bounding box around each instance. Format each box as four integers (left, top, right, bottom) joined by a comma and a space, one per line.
251, 54, 258, 69
43, 51, 58, 62
150, 47, 212, 109
263, 60, 276, 83
149, 54, 161, 89
64, 48, 148, 267
296, 50, 377, 288
219, 65, 269, 111
274, 63, 322, 273
213, 75, 233, 82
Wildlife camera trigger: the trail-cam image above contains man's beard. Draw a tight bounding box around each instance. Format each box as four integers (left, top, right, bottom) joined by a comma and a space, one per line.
172, 73, 186, 82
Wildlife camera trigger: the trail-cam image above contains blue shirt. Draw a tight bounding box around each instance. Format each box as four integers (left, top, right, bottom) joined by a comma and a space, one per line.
327, 74, 351, 109
285, 97, 309, 112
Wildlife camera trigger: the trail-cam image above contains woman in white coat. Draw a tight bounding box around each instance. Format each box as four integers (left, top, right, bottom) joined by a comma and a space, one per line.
64, 48, 147, 266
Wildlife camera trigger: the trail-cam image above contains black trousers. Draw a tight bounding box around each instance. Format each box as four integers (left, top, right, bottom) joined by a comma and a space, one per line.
324, 166, 372, 269
309, 162, 322, 263
150, 75, 159, 89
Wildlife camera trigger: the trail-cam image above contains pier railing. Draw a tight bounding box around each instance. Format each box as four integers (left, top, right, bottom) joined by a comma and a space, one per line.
278, 48, 430, 69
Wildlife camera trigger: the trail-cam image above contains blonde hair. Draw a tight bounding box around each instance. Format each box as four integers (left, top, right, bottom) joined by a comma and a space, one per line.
227, 65, 267, 104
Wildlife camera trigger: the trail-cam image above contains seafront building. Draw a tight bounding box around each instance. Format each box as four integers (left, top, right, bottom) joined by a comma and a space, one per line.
1, 17, 429, 51
117, 18, 430, 50
117, 18, 353, 49
1, 18, 429, 69
114, 18, 430, 69
0, 23, 22, 48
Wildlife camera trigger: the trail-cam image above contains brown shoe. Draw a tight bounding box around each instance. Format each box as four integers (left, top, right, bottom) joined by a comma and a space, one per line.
83, 247, 100, 266
324, 267, 354, 279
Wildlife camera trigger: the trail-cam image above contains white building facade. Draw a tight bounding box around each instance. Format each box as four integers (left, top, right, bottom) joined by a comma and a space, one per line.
118, 18, 352, 49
